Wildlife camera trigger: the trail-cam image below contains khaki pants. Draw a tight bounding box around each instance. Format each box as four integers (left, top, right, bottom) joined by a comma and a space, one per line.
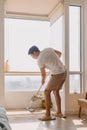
46, 71, 67, 90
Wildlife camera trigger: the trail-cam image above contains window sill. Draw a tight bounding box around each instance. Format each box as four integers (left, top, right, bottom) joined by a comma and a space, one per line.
5, 71, 41, 76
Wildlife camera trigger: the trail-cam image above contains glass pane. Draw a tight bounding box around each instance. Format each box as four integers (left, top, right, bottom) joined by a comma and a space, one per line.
69, 6, 81, 71
5, 75, 49, 91
4, 18, 50, 72
69, 75, 81, 94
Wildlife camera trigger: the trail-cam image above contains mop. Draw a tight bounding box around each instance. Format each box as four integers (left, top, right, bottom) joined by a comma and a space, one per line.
25, 84, 43, 112
25, 73, 50, 112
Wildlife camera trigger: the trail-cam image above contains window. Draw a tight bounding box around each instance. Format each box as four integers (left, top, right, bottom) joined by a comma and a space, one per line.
69, 6, 82, 93
5, 75, 50, 91
4, 17, 64, 91
4, 18, 50, 72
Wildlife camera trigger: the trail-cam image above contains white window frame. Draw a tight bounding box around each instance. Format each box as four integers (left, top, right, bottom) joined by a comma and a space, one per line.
69, 5, 83, 94
64, 2, 84, 95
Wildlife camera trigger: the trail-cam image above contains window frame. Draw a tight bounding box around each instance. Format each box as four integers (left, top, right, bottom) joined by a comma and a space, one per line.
68, 5, 83, 94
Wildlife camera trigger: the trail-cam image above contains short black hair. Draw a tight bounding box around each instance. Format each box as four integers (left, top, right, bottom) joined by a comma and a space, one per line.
28, 45, 40, 55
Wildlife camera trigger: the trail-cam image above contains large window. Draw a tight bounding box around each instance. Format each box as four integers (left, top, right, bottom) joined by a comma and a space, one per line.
4, 18, 64, 91
4, 18, 50, 72
69, 6, 82, 93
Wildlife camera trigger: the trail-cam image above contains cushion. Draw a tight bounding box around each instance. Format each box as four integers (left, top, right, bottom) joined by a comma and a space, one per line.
78, 99, 87, 108
0, 106, 11, 130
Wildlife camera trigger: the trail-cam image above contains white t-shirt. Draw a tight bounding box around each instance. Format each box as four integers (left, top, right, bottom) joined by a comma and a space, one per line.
37, 48, 65, 75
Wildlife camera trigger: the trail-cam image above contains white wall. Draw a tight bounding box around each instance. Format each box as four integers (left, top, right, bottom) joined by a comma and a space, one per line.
0, 0, 5, 106
5, 91, 43, 109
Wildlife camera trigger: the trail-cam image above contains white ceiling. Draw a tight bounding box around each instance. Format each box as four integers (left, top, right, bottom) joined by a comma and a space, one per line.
5, 0, 62, 17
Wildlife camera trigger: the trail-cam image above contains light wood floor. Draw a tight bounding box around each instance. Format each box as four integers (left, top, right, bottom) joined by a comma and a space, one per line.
7, 109, 87, 130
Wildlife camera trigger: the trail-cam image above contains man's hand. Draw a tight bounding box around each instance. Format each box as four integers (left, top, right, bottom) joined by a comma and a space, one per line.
41, 77, 45, 85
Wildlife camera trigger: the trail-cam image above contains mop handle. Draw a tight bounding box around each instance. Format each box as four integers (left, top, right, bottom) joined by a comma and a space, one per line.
35, 84, 43, 96
35, 72, 50, 96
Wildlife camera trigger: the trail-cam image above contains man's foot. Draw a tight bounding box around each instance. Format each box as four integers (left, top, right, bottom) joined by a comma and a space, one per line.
53, 113, 67, 118
38, 115, 56, 121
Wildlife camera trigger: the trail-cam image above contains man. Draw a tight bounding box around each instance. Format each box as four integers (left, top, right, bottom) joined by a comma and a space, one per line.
28, 45, 67, 121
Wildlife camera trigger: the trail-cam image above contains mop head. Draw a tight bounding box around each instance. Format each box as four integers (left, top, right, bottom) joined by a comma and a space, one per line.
25, 93, 44, 112
26, 107, 35, 112
31, 93, 43, 101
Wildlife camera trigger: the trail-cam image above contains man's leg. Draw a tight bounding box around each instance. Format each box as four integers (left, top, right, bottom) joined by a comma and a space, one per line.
44, 89, 51, 117
53, 90, 66, 118
38, 89, 56, 121
53, 90, 62, 114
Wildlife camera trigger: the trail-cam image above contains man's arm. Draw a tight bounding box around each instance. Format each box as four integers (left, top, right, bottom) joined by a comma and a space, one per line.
40, 67, 46, 85
54, 50, 62, 58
